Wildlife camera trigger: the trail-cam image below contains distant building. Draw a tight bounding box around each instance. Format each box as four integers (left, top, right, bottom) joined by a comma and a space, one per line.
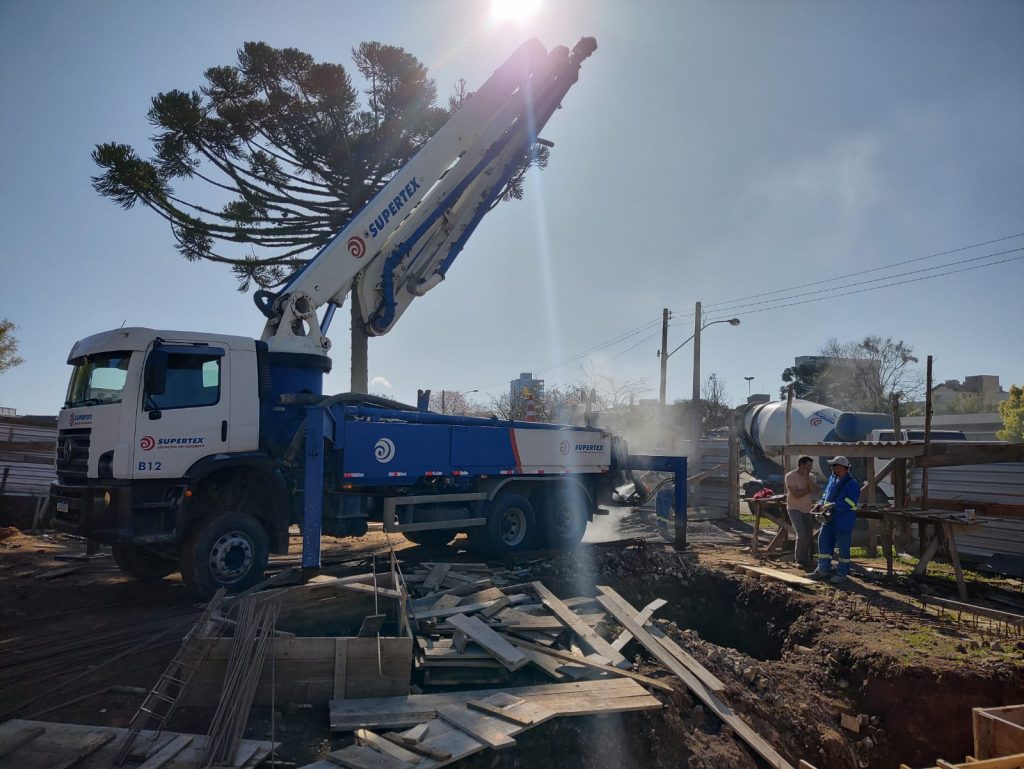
0, 407, 15, 417
931, 375, 1009, 411
510, 372, 544, 401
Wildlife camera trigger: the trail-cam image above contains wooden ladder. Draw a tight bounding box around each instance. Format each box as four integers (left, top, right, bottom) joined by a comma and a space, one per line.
115, 588, 228, 764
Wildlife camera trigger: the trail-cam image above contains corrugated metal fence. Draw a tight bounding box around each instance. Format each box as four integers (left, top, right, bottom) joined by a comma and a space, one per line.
0, 420, 57, 498
910, 462, 1024, 560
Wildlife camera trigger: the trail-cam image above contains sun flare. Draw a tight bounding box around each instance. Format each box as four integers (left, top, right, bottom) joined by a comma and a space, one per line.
490, 0, 542, 24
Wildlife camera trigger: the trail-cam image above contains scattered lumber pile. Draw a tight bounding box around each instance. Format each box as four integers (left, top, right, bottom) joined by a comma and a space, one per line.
305, 561, 797, 769
0, 719, 275, 769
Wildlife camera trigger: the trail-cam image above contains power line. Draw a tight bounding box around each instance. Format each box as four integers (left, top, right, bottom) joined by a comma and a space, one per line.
699, 230, 1024, 311
608, 329, 660, 361
724, 251, 1024, 319
704, 245, 1024, 317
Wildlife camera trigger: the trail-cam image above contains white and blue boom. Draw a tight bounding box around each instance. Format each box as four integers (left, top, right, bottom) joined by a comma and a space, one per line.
50, 38, 688, 598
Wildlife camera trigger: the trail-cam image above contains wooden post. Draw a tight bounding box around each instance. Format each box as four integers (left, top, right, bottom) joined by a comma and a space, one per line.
350, 282, 369, 393
784, 384, 794, 475
921, 355, 934, 510
690, 302, 702, 512
891, 393, 902, 440
728, 415, 740, 519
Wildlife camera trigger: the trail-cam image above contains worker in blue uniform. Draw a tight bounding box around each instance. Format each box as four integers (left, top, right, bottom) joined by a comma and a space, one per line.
809, 456, 860, 584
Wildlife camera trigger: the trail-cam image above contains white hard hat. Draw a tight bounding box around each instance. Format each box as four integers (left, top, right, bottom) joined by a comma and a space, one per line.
828, 456, 851, 468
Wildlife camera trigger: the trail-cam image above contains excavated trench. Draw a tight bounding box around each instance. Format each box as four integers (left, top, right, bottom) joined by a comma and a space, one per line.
521, 546, 1024, 769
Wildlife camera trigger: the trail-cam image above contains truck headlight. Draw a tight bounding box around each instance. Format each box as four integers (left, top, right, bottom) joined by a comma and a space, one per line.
93, 490, 112, 509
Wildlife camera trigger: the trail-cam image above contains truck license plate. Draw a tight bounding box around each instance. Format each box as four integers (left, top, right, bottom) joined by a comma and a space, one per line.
56, 500, 68, 513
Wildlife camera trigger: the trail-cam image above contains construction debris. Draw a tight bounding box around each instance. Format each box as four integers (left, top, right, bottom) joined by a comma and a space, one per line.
0, 719, 275, 769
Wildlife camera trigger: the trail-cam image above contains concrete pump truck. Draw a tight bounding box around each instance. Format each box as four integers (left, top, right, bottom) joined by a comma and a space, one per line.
50, 37, 687, 598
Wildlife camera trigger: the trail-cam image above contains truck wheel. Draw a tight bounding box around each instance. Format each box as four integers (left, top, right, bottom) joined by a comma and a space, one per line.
402, 530, 454, 547
180, 512, 269, 599
541, 488, 589, 550
111, 543, 177, 581
479, 493, 536, 555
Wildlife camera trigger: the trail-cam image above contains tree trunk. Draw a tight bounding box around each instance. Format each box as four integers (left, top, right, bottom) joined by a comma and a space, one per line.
350, 283, 368, 393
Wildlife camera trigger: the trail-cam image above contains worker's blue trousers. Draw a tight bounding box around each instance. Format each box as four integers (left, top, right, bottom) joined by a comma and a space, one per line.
655, 488, 674, 520
816, 521, 852, 577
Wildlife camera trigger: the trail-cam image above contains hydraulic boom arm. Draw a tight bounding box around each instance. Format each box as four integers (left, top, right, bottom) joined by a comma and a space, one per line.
254, 37, 597, 356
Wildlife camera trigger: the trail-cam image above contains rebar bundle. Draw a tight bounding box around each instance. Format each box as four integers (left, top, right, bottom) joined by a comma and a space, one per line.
200, 596, 279, 768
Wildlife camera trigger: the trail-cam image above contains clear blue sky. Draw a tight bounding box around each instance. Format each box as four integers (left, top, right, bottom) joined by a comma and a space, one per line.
1, 0, 1022, 414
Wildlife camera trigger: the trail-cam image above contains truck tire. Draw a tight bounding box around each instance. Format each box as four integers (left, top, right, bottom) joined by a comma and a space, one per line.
180, 512, 269, 599
478, 492, 536, 555
541, 487, 589, 550
111, 543, 177, 581
402, 530, 455, 547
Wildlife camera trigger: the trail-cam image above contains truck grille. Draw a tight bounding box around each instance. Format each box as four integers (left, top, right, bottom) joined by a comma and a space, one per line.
56, 428, 91, 484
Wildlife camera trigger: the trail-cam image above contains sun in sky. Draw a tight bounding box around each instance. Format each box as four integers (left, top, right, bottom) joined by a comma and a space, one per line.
490, 0, 542, 24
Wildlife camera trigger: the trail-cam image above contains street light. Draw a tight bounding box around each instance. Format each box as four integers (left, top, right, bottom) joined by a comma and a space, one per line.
744, 376, 755, 397
440, 388, 478, 414
658, 310, 740, 406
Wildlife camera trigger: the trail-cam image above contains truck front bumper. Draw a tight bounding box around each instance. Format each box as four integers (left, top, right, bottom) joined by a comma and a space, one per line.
50, 479, 188, 545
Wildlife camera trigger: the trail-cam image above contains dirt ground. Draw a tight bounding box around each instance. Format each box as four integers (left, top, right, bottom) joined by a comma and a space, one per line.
1, 514, 1022, 769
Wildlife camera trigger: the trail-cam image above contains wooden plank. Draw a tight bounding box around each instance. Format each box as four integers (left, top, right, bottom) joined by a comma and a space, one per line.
334, 638, 348, 700
0, 725, 46, 759
480, 595, 512, 619
943, 521, 969, 601
611, 598, 667, 652
500, 633, 674, 693
383, 730, 452, 761
595, 586, 795, 769
467, 693, 554, 727
398, 722, 430, 745
423, 563, 452, 592
595, 588, 724, 692
52, 730, 116, 769
974, 707, 1024, 760
516, 646, 568, 681
136, 734, 193, 769
531, 582, 628, 669
489, 608, 605, 631
459, 587, 505, 606
354, 729, 421, 764
337, 582, 403, 601
431, 594, 463, 611
644, 624, 726, 693
358, 614, 387, 638
330, 679, 660, 730
435, 705, 516, 750
327, 745, 414, 769
730, 563, 815, 587
446, 613, 528, 672
412, 599, 503, 621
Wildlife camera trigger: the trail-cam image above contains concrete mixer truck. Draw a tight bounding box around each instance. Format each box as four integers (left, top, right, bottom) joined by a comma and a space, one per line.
739, 399, 892, 489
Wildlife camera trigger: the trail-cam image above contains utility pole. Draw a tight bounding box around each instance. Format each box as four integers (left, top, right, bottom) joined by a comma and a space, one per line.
922, 355, 934, 510
690, 301, 702, 511
658, 308, 670, 406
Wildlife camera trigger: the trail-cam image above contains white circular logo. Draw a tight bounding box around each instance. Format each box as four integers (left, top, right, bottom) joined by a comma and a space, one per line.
374, 438, 396, 463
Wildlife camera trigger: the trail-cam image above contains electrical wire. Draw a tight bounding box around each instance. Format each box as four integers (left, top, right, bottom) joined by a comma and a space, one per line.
699, 230, 1024, 311
724, 251, 1024, 319
469, 230, 1024, 391
703, 245, 1024, 317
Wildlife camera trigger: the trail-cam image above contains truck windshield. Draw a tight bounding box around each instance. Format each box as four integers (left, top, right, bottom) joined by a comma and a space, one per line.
65, 351, 132, 407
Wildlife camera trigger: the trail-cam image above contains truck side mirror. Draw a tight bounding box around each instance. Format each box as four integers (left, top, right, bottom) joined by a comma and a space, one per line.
145, 349, 168, 397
